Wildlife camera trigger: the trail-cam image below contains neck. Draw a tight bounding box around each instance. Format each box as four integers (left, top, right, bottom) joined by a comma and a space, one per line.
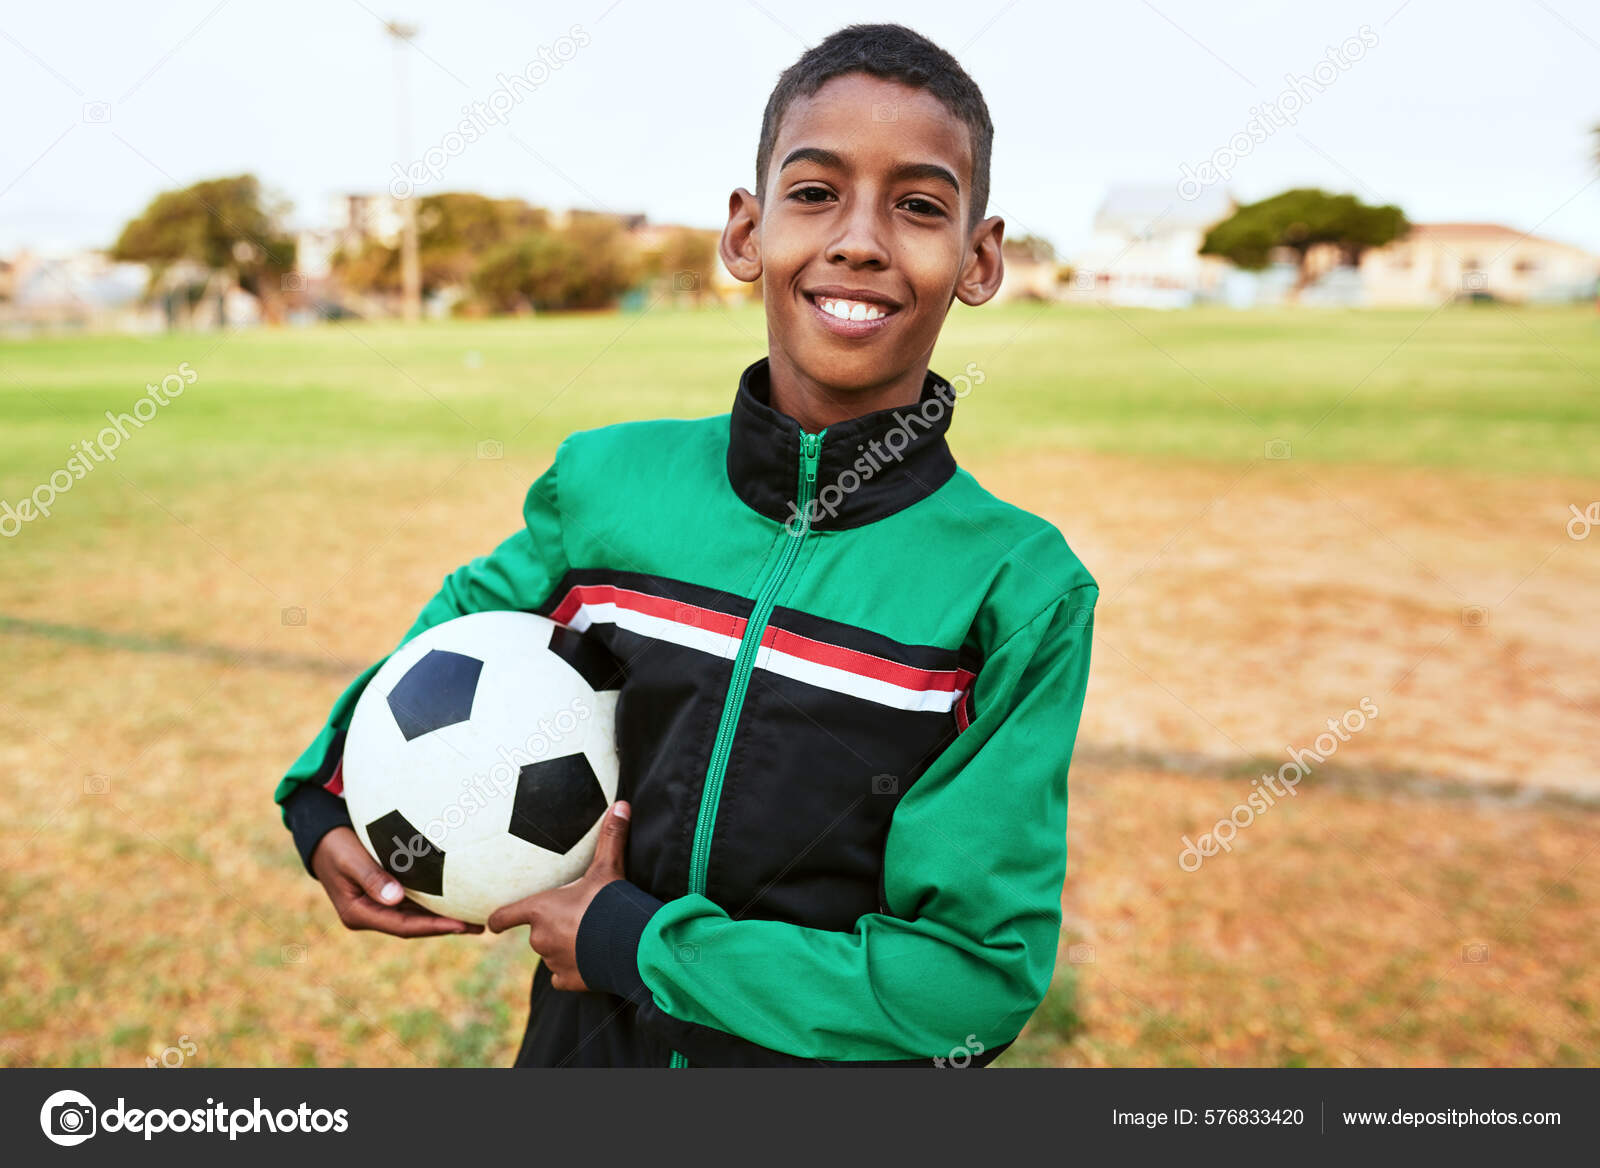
765, 344, 932, 432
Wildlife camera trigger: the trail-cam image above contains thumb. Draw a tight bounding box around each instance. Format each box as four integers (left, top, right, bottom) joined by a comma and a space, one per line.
590, 801, 630, 877
349, 853, 404, 905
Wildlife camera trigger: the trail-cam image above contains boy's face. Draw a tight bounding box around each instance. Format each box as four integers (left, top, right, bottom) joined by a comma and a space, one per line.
725, 72, 1003, 399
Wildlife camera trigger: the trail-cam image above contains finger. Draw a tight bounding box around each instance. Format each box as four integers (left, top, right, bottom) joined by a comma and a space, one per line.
339, 849, 405, 906
342, 897, 477, 937
385, 899, 484, 933
589, 801, 631, 877
337, 884, 479, 932
486, 895, 543, 934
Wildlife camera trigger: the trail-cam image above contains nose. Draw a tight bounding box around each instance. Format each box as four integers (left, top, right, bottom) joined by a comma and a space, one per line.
826, 197, 890, 269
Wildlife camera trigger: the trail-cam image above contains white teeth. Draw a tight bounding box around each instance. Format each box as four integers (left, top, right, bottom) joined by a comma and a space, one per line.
818, 297, 887, 322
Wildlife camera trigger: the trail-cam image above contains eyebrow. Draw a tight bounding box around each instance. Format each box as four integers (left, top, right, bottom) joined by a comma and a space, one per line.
779, 147, 961, 196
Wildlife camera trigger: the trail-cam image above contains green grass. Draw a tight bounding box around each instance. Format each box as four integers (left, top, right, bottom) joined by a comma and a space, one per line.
6, 301, 1592, 598
2, 302, 1597, 503
3, 302, 1597, 1068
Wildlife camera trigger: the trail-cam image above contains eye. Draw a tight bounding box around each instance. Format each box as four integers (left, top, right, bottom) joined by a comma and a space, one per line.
788, 185, 835, 204
900, 197, 946, 218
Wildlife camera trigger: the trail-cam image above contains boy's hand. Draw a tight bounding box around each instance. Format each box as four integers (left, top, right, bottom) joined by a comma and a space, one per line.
310, 826, 483, 937
486, 801, 631, 991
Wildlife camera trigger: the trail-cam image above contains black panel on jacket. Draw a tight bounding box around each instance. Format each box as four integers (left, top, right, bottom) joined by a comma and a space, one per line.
726, 358, 960, 531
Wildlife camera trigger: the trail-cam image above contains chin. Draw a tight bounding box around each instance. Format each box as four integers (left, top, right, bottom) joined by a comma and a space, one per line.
798, 350, 896, 395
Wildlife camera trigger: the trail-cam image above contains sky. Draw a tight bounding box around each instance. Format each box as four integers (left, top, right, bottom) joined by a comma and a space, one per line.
2, 0, 1597, 261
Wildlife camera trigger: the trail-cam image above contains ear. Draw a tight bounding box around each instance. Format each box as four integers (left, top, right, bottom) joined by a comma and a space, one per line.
720, 187, 763, 284
953, 214, 1005, 307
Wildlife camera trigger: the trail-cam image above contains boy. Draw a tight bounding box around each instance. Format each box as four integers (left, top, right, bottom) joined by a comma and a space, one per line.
275, 22, 1097, 1068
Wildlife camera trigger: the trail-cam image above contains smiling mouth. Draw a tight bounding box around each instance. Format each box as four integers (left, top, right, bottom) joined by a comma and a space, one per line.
803, 292, 901, 336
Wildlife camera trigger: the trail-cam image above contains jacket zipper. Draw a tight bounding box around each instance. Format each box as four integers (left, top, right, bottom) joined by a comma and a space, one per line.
669, 425, 824, 1068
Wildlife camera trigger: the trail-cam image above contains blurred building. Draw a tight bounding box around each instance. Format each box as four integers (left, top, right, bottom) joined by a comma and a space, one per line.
555, 207, 646, 233
334, 192, 407, 250
1360, 223, 1600, 304
292, 192, 409, 283
0, 249, 163, 335
1065, 185, 1236, 308
995, 235, 1062, 302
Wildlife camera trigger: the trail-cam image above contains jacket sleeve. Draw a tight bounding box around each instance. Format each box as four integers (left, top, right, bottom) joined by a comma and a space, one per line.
575, 582, 1098, 1064
273, 456, 569, 874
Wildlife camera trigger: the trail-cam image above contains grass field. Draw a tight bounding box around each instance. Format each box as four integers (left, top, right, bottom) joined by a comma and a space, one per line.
2, 301, 1598, 1066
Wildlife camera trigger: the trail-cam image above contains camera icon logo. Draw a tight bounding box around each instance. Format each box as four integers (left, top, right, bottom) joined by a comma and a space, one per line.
40, 1089, 97, 1146
871, 773, 898, 795
1265, 438, 1292, 460
281, 272, 306, 292
674, 942, 701, 964
673, 270, 699, 292
476, 439, 503, 460
281, 605, 307, 627
82, 102, 111, 124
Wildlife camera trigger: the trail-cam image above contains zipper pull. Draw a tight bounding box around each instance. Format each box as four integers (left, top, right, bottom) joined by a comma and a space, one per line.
800, 431, 823, 484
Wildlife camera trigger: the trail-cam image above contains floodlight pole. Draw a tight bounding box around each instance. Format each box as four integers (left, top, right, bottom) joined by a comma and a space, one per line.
386, 19, 422, 324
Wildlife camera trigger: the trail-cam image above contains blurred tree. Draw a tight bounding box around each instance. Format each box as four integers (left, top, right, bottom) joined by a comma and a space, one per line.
655, 228, 718, 304
111, 174, 297, 325
332, 193, 548, 299
1200, 188, 1408, 300
471, 217, 640, 313
472, 232, 579, 313
560, 215, 642, 307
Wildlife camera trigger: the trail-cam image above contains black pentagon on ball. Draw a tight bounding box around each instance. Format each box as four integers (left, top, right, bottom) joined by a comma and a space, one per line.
509, 754, 608, 854
366, 809, 446, 895
386, 649, 483, 741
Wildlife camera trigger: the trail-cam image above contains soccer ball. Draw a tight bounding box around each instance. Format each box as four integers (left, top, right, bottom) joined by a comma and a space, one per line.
342, 610, 624, 924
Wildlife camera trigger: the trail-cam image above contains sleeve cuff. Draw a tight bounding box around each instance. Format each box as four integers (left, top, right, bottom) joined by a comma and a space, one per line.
575, 879, 665, 1003
281, 783, 354, 878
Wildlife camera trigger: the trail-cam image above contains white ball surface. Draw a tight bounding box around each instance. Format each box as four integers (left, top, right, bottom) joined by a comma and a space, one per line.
342, 610, 620, 924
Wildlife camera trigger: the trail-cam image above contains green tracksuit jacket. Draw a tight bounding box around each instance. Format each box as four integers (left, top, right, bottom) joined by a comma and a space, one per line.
276, 356, 1098, 1067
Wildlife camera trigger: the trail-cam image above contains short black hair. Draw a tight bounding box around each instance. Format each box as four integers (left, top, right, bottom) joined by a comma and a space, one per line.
755, 23, 994, 231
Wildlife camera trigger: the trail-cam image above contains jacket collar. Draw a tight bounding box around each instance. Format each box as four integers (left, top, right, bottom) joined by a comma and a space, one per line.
726, 357, 959, 532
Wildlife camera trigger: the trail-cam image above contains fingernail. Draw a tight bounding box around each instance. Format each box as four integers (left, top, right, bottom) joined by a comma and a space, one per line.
381, 881, 401, 900
613, 802, 630, 820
